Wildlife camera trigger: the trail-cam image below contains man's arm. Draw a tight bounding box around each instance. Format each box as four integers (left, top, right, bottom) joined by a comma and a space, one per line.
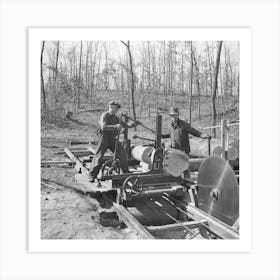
161, 133, 170, 139
185, 123, 209, 139
185, 123, 202, 137
120, 119, 141, 129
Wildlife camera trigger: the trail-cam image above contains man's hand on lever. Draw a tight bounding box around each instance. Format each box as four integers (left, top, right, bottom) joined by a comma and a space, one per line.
115, 124, 123, 132
133, 120, 141, 127
201, 133, 211, 139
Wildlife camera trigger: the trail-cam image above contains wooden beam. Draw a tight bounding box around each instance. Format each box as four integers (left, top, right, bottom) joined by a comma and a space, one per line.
64, 147, 89, 175
147, 220, 207, 233
185, 204, 239, 239
41, 160, 75, 166
113, 203, 154, 239
70, 140, 97, 146
87, 145, 96, 154
41, 181, 57, 190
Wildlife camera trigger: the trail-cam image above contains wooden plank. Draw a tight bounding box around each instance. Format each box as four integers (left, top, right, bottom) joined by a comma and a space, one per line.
55, 150, 94, 156
41, 181, 57, 190
185, 204, 239, 239
113, 203, 154, 239
70, 140, 97, 146
41, 160, 75, 166
87, 145, 96, 154
147, 220, 207, 233
64, 147, 89, 176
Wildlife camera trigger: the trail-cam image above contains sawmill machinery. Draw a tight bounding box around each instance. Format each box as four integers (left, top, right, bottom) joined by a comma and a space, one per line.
96, 113, 239, 234
59, 112, 240, 238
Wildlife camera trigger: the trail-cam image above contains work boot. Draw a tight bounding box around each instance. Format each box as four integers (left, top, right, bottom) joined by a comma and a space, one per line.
88, 176, 96, 183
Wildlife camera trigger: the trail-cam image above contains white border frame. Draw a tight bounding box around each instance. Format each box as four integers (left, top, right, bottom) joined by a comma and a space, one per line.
28, 27, 252, 253
1, 1, 279, 279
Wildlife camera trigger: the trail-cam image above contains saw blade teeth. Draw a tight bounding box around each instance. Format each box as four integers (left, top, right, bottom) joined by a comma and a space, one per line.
197, 156, 239, 226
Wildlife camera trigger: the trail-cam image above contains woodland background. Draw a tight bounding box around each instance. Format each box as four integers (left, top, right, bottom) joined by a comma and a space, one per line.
41, 40, 239, 140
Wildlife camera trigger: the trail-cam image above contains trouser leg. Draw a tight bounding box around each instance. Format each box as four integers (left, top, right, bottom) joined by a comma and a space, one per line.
110, 141, 129, 173
183, 169, 190, 179
183, 152, 190, 179
89, 139, 108, 179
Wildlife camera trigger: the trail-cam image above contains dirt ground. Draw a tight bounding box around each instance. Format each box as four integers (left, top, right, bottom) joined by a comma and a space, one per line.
41, 150, 139, 239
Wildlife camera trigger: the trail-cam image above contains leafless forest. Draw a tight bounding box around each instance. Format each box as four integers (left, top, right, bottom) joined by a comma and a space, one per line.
41, 40, 239, 137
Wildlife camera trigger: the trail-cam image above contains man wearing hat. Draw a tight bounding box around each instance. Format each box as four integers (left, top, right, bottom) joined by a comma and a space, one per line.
162, 107, 209, 177
88, 101, 138, 183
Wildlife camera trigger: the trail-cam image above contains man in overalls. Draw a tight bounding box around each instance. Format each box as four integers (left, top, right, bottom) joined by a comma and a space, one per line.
89, 101, 138, 182
161, 107, 209, 177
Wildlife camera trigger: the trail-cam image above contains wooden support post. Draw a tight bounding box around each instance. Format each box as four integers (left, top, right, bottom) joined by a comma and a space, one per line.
188, 186, 199, 207
221, 119, 230, 161
113, 203, 155, 239
155, 114, 162, 148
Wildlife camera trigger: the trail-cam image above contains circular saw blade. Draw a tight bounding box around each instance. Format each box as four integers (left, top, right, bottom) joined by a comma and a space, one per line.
197, 156, 239, 226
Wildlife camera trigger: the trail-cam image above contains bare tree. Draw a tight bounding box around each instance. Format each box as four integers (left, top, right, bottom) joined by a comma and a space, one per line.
121, 41, 137, 125
192, 46, 201, 120
189, 41, 193, 124
54, 41, 60, 115
77, 41, 83, 112
41, 41, 46, 108
212, 41, 223, 137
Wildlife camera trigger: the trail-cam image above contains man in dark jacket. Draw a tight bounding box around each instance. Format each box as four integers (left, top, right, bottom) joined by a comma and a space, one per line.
88, 101, 138, 182
161, 107, 209, 177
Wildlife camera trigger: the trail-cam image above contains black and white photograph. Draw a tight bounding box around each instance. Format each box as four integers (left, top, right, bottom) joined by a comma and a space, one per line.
40, 39, 240, 240
1, 1, 280, 280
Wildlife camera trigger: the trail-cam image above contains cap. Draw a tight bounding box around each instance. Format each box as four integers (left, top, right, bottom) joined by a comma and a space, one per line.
168, 107, 179, 115
109, 101, 121, 108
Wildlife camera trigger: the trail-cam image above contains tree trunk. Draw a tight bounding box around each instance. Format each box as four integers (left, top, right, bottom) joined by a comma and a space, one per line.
54, 41, 59, 115
147, 41, 151, 117
77, 41, 83, 111
189, 41, 193, 125
212, 41, 223, 138
41, 41, 46, 109
121, 41, 137, 127
192, 48, 201, 120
